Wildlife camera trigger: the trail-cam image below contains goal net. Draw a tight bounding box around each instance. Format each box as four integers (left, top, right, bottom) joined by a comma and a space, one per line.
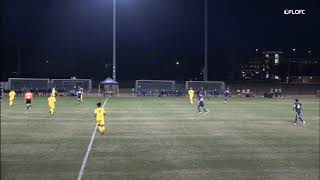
135, 80, 175, 96
185, 81, 225, 96
51, 79, 92, 92
8, 78, 50, 90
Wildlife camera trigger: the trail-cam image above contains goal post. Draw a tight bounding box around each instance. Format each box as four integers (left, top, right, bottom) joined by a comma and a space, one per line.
8, 78, 50, 90
51, 79, 92, 92
135, 80, 175, 96
185, 81, 225, 95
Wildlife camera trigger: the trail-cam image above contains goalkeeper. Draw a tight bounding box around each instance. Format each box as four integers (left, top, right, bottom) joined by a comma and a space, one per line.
188, 87, 195, 105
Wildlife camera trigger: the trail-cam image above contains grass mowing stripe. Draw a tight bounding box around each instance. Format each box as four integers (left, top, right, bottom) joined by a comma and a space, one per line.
77, 97, 108, 180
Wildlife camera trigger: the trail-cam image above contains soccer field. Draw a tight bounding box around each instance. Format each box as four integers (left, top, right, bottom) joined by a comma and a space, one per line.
1, 96, 319, 180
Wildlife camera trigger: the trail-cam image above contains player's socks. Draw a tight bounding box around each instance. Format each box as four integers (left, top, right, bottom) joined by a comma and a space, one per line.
98, 126, 103, 134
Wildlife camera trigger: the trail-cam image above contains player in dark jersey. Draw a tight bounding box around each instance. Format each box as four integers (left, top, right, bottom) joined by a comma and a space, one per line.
224, 87, 230, 103
293, 99, 305, 126
76, 89, 82, 104
0, 88, 3, 102
197, 93, 207, 114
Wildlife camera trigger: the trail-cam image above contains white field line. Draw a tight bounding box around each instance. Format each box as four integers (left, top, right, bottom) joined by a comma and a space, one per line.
77, 97, 108, 180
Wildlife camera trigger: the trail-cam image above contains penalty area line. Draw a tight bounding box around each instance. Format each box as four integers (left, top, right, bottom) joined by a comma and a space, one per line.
77, 97, 108, 180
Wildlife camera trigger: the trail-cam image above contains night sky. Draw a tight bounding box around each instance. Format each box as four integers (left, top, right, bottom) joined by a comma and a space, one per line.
1, 0, 320, 81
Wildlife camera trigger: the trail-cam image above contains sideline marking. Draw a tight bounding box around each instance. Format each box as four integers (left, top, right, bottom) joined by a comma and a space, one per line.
77, 97, 108, 180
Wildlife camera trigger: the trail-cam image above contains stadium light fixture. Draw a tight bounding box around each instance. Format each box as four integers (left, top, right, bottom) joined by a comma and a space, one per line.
255, 49, 259, 59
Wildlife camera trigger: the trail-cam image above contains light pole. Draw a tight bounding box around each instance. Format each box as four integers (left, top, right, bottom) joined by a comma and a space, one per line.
203, 0, 208, 81
112, 0, 117, 81
17, 48, 21, 76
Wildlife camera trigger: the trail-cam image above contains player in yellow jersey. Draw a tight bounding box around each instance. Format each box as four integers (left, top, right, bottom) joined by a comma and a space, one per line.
48, 95, 56, 115
51, 87, 56, 97
94, 102, 106, 135
9, 89, 16, 106
188, 87, 195, 105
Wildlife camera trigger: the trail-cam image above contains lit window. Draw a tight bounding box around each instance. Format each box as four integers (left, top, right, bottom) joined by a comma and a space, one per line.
274, 54, 279, 65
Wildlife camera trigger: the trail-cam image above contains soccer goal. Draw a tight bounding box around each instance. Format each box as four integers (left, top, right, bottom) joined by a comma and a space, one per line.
135, 80, 175, 96
185, 81, 225, 95
8, 78, 50, 90
51, 79, 92, 92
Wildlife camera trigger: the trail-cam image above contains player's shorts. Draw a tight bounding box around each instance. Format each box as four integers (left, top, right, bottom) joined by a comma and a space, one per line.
295, 110, 301, 116
26, 99, 32, 104
199, 101, 204, 107
97, 120, 105, 126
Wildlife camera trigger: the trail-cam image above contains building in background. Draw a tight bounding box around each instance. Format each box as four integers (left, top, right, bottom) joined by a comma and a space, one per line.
240, 50, 319, 82
240, 51, 283, 81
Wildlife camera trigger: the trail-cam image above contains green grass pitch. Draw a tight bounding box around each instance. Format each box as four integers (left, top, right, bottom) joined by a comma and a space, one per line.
1, 96, 319, 180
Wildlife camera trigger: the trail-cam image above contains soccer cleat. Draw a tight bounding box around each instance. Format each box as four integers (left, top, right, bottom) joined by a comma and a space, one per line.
302, 121, 305, 126
294, 123, 296, 125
